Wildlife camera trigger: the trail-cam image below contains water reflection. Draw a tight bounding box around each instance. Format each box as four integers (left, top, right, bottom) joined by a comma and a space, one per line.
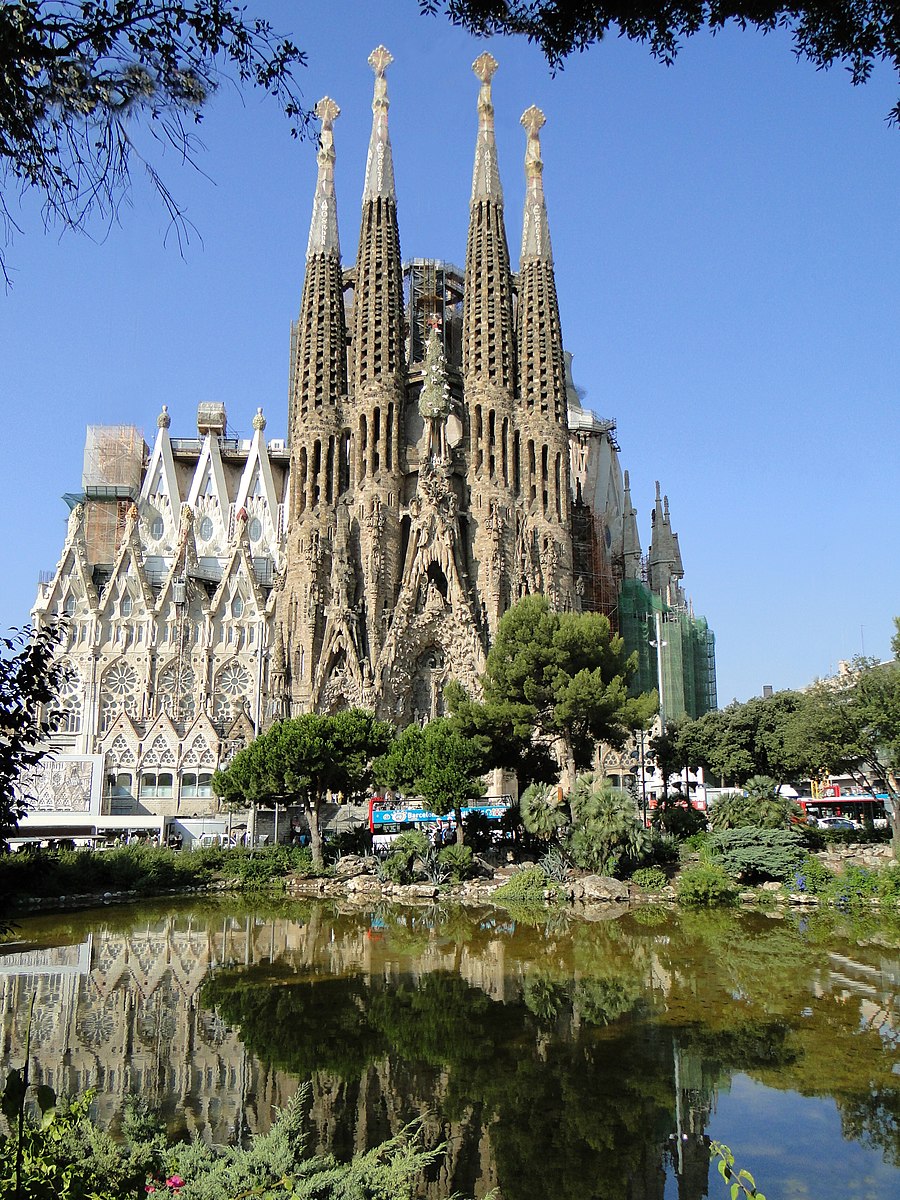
1, 900, 899, 1200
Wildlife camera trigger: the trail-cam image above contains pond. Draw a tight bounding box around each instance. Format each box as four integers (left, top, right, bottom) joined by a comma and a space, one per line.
1, 897, 899, 1200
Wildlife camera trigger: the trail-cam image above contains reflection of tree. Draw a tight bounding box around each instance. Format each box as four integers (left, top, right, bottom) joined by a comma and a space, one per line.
199, 902, 900, 1195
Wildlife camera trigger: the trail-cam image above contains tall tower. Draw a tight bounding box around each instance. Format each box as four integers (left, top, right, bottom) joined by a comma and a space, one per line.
462, 53, 518, 635
278, 97, 348, 713
515, 106, 574, 609
349, 46, 406, 667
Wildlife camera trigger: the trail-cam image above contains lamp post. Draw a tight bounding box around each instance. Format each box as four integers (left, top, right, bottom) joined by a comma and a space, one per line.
650, 609, 668, 730
639, 727, 648, 828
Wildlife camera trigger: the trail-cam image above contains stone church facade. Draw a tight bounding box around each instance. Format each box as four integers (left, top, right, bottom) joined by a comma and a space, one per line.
28, 49, 713, 822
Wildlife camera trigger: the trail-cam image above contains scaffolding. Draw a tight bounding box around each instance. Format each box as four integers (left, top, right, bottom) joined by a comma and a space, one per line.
618, 579, 717, 719
80, 426, 144, 565
571, 502, 620, 625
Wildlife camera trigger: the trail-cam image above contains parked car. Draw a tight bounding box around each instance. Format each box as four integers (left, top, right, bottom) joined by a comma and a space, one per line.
817, 817, 860, 831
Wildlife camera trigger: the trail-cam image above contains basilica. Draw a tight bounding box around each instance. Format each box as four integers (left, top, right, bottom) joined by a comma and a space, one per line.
28, 49, 715, 825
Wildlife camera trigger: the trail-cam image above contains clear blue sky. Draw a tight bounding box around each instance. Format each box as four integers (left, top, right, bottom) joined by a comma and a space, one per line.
3, 1, 898, 703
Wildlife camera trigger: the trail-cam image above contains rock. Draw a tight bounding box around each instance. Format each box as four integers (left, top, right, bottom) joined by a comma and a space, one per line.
334, 855, 371, 879
761, 881, 783, 892
579, 875, 630, 903
346, 875, 382, 894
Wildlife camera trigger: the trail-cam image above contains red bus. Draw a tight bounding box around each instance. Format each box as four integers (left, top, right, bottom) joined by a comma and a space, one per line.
798, 794, 889, 829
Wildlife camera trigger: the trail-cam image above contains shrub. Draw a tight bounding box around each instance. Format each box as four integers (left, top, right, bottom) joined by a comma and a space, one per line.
823, 864, 879, 909
377, 852, 414, 885
327, 826, 372, 858
391, 830, 430, 859
419, 849, 450, 885
566, 774, 650, 876
676, 864, 739, 907
538, 845, 569, 883
519, 783, 566, 840
706, 827, 806, 883
224, 845, 314, 887
438, 843, 476, 882
493, 865, 555, 903
462, 810, 494, 853
792, 854, 835, 895
651, 795, 707, 840
631, 866, 668, 891
709, 784, 803, 832
876, 864, 900, 906
644, 830, 679, 867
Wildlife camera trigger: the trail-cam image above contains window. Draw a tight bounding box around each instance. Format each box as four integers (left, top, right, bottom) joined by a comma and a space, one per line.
248, 517, 262, 542
121, 595, 133, 617
139, 771, 173, 798
106, 773, 134, 797
181, 772, 213, 798
150, 516, 165, 540
63, 595, 76, 618
231, 595, 244, 619
198, 515, 215, 542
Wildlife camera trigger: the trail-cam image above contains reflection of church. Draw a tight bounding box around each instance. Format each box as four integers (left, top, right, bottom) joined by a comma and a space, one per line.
29, 47, 715, 818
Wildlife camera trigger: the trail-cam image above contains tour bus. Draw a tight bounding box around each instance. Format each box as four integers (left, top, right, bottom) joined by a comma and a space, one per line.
797, 791, 889, 829
367, 794, 514, 851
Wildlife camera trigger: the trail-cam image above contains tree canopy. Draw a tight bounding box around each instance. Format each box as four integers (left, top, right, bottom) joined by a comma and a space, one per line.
376, 717, 485, 844
1, 623, 66, 844
0, 0, 307, 278
423, 2, 900, 124
450, 595, 656, 792
212, 708, 393, 865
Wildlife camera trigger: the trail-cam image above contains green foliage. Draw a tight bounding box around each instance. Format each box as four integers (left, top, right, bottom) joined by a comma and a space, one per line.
437, 842, 476, 882
538, 845, 569, 883
630, 866, 668, 891
519, 782, 566, 840
565, 774, 650, 875
391, 830, 430, 859
375, 717, 484, 838
792, 854, 835, 896
377, 854, 414, 886
651, 793, 707, 839
223, 845, 314, 887
709, 786, 803, 831
462, 810, 494, 852
492, 865, 555, 903
822, 864, 880, 909
676, 864, 739, 907
0, 1072, 440, 1200
213, 709, 393, 865
1, 623, 66, 844
0, 843, 323, 902
1, 1, 309, 279
875, 864, 900, 906
449, 595, 656, 786
709, 1139, 767, 1200
706, 827, 807, 883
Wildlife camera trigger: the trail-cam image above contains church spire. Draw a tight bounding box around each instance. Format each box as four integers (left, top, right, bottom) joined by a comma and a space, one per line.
622, 469, 643, 581
352, 45, 404, 392
470, 51, 502, 202
306, 97, 341, 258
289, 96, 348, 455
462, 52, 515, 391
517, 105, 565, 421
362, 45, 396, 201
520, 105, 552, 263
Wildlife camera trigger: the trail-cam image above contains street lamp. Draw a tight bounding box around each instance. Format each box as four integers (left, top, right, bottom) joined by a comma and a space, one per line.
649, 610, 668, 730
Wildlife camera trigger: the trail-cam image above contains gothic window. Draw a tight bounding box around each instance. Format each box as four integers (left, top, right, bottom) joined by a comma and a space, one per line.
53, 661, 82, 733
121, 594, 133, 617
181, 771, 213, 798
139, 771, 174, 798
231, 594, 244, 619
156, 661, 196, 723
198, 515, 214, 542
99, 660, 140, 731
214, 660, 251, 726
63, 594, 76, 618
248, 517, 263, 542
150, 513, 164, 540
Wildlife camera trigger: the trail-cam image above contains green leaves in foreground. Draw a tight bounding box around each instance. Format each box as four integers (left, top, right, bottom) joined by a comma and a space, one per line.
710, 1140, 766, 1200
